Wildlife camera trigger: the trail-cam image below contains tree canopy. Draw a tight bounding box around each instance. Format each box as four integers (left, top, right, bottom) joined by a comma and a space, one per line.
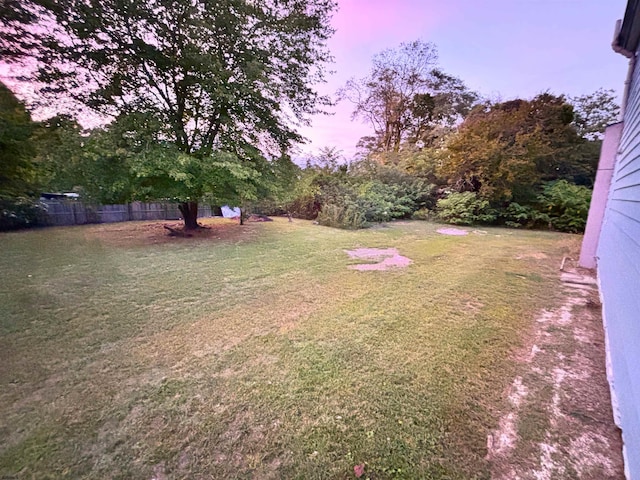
0, 82, 37, 198
440, 93, 598, 203
4, 0, 337, 228
340, 40, 478, 154
570, 88, 620, 141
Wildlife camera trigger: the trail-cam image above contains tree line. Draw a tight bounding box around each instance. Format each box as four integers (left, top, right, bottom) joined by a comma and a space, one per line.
258, 41, 616, 233
0, 4, 618, 233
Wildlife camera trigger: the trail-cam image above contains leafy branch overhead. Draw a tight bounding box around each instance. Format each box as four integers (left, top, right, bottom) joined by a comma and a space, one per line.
570, 88, 620, 141
11, 0, 336, 155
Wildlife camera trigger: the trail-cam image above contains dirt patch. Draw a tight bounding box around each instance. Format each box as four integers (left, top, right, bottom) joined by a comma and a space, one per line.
83, 218, 258, 247
344, 247, 412, 271
487, 268, 624, 479
437, 227, 469, 236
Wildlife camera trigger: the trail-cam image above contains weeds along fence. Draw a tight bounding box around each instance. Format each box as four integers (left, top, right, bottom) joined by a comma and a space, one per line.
41, 201, 214, 226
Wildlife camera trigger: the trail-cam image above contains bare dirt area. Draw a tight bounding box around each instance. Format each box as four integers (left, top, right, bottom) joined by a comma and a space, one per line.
83, 217, 259, 247
487, 263, 625, 479
344, 247, 412, 270
437, 227, 470, 236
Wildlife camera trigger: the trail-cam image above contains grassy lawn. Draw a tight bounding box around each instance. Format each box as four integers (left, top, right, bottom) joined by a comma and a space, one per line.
0, 218, 577, 479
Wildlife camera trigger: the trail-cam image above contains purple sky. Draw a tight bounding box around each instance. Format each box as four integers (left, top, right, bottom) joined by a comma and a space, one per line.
1, 0, 630, 161
299, 0, 630, 159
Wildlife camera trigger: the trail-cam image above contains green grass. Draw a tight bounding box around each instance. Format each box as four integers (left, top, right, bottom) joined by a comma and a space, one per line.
0, 218, 577, 479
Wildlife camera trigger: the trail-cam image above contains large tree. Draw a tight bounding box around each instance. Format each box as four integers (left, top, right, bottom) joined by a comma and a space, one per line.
340, 40, 478, 154
440, 93, 597, 203
3, 0, 336, 228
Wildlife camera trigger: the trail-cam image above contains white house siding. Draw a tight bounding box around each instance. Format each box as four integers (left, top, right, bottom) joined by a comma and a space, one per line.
597, 50, 640, 478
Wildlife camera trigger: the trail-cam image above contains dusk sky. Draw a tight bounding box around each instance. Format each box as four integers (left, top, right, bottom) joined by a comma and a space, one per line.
1, 0, 630, 160
300, 0, 630, 159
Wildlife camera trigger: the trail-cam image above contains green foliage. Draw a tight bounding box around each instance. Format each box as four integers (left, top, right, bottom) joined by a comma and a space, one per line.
14, 0, 336, 154
0, 197, 46, 231
570, 88, 620, 141
131, 144, 264, 207
0, 83, 52, 231
33, 115, 85, 194
0, 0, 37, 60
36, 112, 277, 212
354, 180, 416, 222
282, 158, 436, 228
0, 82, 37, 199
286, 165, 345, 219
316, 202, 366, 229
536, 180, 592, 233
351, 161, 437, 212
501, 202, 544, 229
245, 154, 301, 215
441, 94, 597, 203
411, 208, 432, 220
8, 0, 336, 226
35, 116, 140, 204
436, 191, 497, 225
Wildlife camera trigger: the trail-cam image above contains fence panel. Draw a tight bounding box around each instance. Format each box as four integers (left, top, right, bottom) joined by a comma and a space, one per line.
40, 200, 214, 226
43, 202, 77, 226
97, 204, 129, 223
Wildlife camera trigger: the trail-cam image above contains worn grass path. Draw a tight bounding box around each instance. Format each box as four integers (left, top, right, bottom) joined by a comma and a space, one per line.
1, 218, 582, 479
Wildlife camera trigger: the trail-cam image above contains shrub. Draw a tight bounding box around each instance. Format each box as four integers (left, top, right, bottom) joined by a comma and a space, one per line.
411, 208, 432, 220
436, 192, 497, 225
0, 197, 47, 231
356, 181, 413, 222
502, 202, 545, 228
280, 162, 436, 227
316, 202, 366, 229
536, 180, 592, 233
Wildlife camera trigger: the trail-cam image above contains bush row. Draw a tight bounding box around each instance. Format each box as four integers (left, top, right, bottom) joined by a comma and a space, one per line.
431, 180, 591, 233
255, 162, 592, 233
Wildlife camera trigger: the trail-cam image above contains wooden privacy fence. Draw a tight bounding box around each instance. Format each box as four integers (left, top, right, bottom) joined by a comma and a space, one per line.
41, 201, 214, 226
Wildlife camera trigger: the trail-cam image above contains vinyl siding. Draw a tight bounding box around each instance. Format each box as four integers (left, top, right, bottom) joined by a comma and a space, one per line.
597, 49, 640, 478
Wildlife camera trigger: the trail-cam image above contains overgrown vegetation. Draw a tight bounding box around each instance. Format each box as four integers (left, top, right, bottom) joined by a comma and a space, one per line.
435, 192, 496, 226
0, 16, 617, 233
289, 87, 610, 232
277, 153, 435, 229
0, 218, 576, 479
0, 196, 46, 230
536, 180, 593, 233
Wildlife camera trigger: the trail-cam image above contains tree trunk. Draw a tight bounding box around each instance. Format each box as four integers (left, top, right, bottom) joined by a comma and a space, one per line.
178, 201, 199, 230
